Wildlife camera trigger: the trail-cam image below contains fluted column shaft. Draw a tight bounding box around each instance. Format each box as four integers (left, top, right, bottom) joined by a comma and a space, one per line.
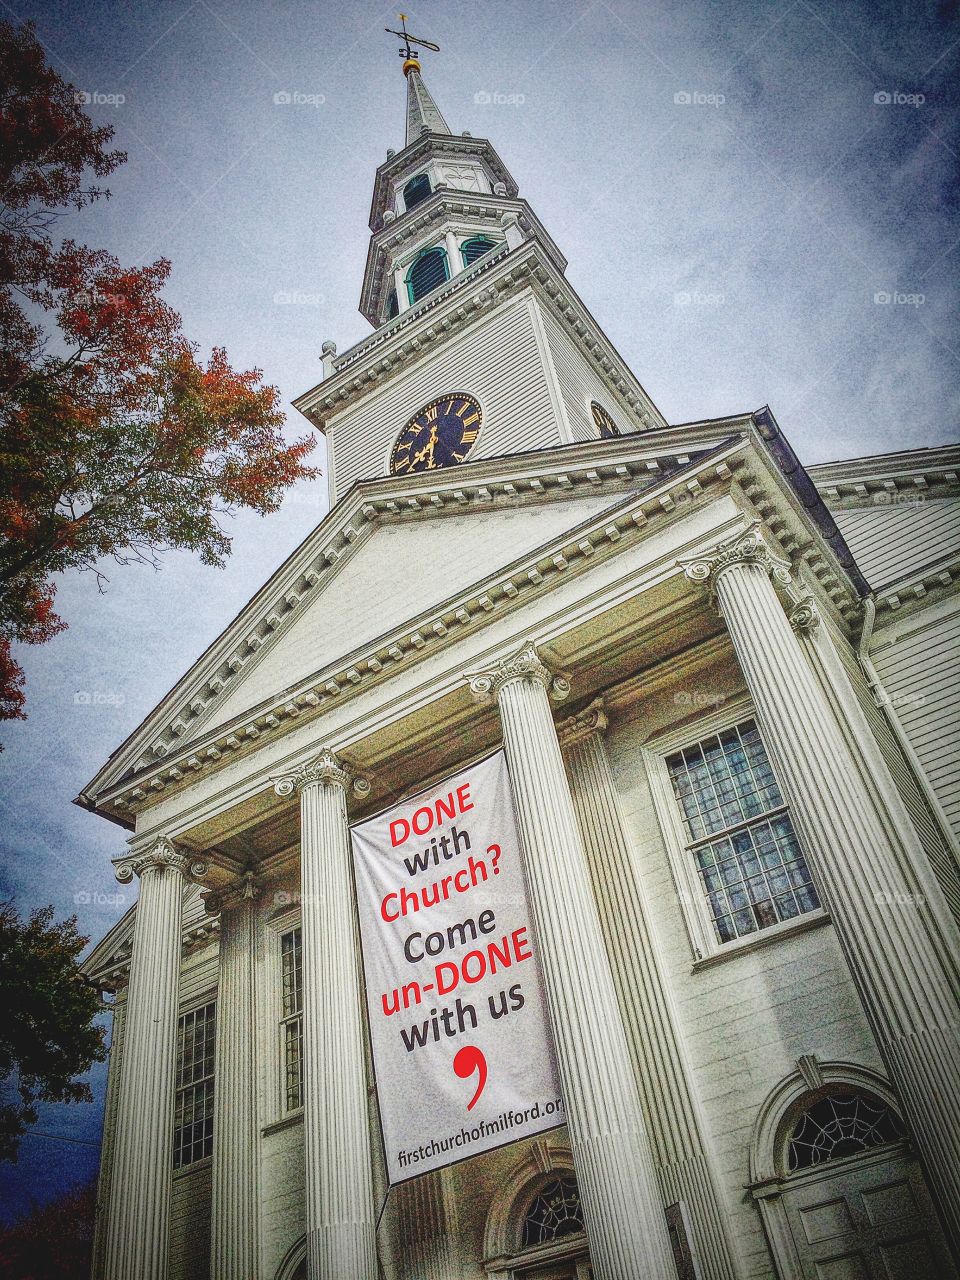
562, 709, 740, 1280
276, 751, 377, 1280
103, 840, 201, 1280
396, 1170, 456, 1280
92, 998, 127, 1280
471, 644, 676, 1280
210, 881, 260, 1280
696, 538, 960, 1249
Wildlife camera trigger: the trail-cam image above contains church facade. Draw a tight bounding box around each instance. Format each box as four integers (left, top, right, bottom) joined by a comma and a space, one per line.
79, 59, 960, 1280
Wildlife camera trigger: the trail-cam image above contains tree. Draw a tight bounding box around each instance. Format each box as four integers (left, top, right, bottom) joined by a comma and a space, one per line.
0, 1178, 96, 1279
0, 901, 105, 1162
0, 20, 318, 723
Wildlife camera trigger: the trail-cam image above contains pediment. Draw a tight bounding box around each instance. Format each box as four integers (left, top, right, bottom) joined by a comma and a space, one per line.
87, 421, 867, 821
200, 488, 630, 736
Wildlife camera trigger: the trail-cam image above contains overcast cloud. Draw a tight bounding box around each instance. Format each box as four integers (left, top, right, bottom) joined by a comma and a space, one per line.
1, 0, 957, 1219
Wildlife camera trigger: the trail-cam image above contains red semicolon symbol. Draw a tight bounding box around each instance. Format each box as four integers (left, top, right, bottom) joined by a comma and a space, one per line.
453, 1044, 488, 1110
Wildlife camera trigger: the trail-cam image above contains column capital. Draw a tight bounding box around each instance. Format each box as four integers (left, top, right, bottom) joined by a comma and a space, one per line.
273, 748, 371, 800
467, 640, 571, 706
115, 836, 208, 885
788, 595, 822, 634
680, 522, 793, 596
557, 697, 608, 750
203, 869, 261, 917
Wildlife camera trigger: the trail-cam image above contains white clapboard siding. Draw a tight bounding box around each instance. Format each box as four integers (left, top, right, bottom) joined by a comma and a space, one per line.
833, 498, 960, 589
831, 616, 960, 924
539, 305, 645, 441
327, 293, 565, 501
871, 600, 960, 857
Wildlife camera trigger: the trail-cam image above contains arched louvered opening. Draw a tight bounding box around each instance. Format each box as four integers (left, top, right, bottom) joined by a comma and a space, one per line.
384, 288, 399, 321
460, 234, 497, 267
402, 172, 431, 210
406, 247, 449, 304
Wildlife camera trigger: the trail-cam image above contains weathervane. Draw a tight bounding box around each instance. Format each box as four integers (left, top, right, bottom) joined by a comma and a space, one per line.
384, 13, 439, 75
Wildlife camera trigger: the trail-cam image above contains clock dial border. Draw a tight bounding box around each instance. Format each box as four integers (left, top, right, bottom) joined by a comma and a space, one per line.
389, 392, 484, 476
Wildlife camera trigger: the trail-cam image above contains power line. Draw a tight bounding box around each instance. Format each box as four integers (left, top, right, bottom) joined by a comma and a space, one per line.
23, 1130, 99, 1147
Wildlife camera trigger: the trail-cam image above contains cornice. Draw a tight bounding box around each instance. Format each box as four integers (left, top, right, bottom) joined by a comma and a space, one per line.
86, 445, 749, 818
79, 428, 866, 823
807, 446, 959, 504
358, 191, 565, 324
367, 132, 519, 230
294, 241, 665, 435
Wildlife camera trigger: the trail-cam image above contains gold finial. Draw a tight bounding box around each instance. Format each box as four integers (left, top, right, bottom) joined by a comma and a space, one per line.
385, 13, 439, 74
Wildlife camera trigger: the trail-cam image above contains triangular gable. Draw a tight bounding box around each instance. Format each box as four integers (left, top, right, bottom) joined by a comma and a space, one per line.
201, 488, 632, 735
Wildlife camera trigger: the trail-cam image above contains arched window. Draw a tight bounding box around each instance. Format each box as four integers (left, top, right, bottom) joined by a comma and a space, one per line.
384, 288, 399, 321
787, 1089, 905, 1172
521, 1174, 585, 1245
406, 247, 449, 304
460, 234, 497, 267
591, 401, 621, 438
402, 172, 431, 210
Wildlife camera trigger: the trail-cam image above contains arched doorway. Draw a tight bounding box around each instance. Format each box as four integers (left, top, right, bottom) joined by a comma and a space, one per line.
749, 1062, 955, 1279
484, 1145, 593, 1279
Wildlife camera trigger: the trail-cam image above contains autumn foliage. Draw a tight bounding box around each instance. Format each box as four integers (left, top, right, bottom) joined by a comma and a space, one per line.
0, 20, 317, 723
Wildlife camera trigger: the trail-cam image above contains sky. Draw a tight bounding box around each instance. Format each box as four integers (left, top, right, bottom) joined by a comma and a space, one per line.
0, 0, 958, 1224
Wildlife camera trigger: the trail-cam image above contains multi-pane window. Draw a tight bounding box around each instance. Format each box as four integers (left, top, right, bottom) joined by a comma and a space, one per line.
281, 927, 304, 1111
522, 1174, 585, 1245
666, 719, 820, 945
173, 1002, 215, 1168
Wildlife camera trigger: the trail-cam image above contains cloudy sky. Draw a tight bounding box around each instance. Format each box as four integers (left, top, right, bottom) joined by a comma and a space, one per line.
1, 0, 957, 1220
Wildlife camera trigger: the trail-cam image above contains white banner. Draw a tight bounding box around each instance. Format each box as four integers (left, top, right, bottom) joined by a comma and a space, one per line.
351, 751, 564, 1185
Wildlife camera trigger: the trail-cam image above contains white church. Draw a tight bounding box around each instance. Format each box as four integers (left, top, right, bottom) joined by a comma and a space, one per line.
79, 42, 960, 1280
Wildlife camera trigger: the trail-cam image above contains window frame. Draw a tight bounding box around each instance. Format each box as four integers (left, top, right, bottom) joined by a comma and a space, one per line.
173, 996, 217, 1172
645, 697, 828, 964
264, 905, 304, 1126
405, 244, 449, 304
460, 234, 498, 268
401, 170, 432, 212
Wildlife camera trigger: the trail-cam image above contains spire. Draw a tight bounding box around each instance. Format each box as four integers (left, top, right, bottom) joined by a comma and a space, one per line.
404, 66, 451, 146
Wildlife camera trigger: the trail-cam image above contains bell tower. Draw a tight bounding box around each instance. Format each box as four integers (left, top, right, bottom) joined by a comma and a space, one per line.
294, 20, 667, 506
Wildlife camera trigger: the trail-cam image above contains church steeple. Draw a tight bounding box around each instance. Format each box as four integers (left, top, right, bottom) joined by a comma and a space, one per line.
404, 65, 451, 145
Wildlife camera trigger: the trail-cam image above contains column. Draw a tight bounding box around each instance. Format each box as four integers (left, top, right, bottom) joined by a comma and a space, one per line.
444, 229, 463, 276
683, 525, 960, 1249
208, 873, 260, 1280
468, 643, 676, 1280
395, 1170, 457, 1280
104, 838, 205, 1280
91, 997, 127, 1280
274, 750, 377, 1280
559, 702, 740, 1280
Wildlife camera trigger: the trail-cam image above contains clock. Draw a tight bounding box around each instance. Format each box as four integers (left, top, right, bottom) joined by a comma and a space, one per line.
591, 401, 621, 438
390, 394, 483, 474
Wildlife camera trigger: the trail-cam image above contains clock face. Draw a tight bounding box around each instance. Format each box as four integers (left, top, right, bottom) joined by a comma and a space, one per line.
591, 401, 621, 438
390, 394, 482, 474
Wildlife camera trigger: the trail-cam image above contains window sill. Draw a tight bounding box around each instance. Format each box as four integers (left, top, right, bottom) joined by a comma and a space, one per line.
173, 1155, 212, 1180
691, 910, 831, 972
262, 1109, 303, 1138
